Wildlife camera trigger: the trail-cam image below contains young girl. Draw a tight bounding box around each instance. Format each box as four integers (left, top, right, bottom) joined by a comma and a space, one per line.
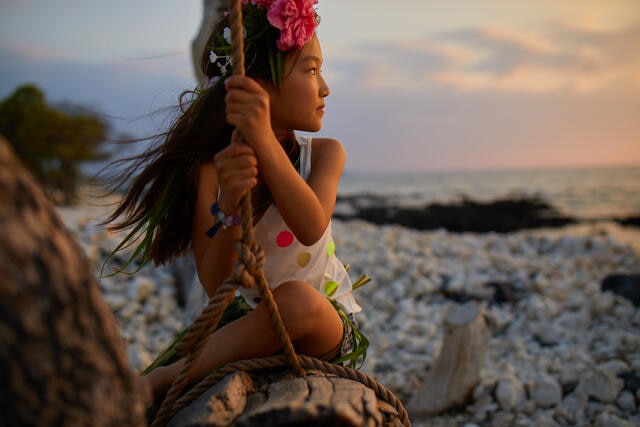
104, 0, 364, 405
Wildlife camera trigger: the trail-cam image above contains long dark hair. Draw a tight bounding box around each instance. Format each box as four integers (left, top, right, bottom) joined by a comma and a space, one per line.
103, 10, 300, 268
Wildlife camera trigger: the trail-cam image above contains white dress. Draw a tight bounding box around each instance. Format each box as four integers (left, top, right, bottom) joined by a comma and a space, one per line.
237, 135, 361, 314
186, 135, 361, 321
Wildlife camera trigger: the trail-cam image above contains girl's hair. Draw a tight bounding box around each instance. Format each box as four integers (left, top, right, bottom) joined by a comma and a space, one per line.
103, 12, 300, 267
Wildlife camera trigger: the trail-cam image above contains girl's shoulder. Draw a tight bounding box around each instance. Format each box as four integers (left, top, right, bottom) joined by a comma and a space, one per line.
309, 137, 346, 173
310, 137, 345, 158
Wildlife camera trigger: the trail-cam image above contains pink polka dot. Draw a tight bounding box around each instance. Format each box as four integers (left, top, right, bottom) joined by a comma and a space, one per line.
276, 231, 294, 248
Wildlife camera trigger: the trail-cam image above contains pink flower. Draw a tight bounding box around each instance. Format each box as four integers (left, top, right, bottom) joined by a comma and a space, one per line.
266, 0, 318, 50
253, 0, 276, 7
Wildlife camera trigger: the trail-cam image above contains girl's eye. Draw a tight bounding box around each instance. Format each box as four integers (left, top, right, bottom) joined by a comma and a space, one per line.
309, 68, 318, 76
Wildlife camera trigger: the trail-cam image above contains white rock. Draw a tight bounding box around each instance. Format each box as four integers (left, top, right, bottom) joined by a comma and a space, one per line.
495, 374, 526, 411
130, 276, 156, 303
127, 342, 152, 373
528, 373, 563, 408
591, 291, 615, 316
118, 302, 139, 321
103, 293, 127, 312
576, 368, 624, 403
530, 320, 562, 346
555, 393, 587, 425
532, 411, 560, 427
593, 412, 635, 427
616, 390, 636, 413
597, 359, 630, 376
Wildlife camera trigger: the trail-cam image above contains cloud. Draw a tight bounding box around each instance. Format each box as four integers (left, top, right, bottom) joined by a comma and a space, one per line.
0, 45, 194, 137
327, 23, 640, 95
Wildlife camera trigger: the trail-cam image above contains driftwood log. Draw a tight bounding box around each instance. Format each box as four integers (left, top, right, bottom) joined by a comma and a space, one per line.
166, 369, 405, 427
408, 302, 491, 417
0, 136, 146, 425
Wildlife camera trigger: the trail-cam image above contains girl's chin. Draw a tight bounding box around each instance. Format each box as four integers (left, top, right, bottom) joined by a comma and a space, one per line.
301, 121, 323, 133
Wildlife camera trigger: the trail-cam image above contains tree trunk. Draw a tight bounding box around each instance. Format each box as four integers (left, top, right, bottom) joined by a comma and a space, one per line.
407, 301, 491, 417
0, 136, 146, 426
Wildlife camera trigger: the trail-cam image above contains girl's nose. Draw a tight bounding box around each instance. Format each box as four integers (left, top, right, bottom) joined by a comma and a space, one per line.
319, 75, 330, 97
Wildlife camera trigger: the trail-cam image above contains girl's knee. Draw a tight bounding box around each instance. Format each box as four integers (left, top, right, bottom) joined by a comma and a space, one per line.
271, 281, 343, 356
272, 281, 329, 321
273, 281, 324, 309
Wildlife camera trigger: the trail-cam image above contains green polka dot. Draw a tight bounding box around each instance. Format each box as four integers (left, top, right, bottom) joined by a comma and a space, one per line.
324, 280, 338, 297
326, 241, 335, 258
297, 252, 311, 268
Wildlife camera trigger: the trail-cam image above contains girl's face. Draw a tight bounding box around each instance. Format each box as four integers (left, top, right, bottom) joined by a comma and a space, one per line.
267, 35, 330, 136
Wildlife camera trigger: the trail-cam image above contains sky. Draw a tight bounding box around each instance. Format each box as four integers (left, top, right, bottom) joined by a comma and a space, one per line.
1, 0, 639, 172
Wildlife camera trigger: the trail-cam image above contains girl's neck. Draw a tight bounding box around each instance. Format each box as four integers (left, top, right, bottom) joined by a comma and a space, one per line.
274, 129, 295, 143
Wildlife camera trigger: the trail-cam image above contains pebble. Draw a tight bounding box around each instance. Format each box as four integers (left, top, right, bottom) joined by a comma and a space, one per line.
57, 204, 640, 427
528, 372, 563, 408
495, 374, 526, 411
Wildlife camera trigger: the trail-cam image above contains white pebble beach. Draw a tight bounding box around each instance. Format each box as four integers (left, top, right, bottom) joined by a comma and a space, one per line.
56, 192, 640, 427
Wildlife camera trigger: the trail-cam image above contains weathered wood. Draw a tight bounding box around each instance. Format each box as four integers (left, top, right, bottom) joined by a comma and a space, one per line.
191, 0, 227, 86
408, 301, 491, 417
166, 371, 395, 427
167, 371, 255, 427
0, 136, 146, 425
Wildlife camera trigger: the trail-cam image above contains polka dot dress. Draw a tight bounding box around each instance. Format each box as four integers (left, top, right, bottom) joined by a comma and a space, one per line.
237, 136, 361, 314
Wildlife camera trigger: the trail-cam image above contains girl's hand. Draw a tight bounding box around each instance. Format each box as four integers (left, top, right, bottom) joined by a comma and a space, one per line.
224, 75, 273, 149
214, 130, 258, 213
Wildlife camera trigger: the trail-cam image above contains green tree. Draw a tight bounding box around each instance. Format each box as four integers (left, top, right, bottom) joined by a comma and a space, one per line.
0, 84, 110, 204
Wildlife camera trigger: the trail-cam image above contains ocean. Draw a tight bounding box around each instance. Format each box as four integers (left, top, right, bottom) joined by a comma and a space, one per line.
338, 166, 640, 221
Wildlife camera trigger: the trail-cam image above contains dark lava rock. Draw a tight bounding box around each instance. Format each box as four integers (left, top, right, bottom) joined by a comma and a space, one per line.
601, 274, 640, 306
335, 195, 575, 233
616, 215, 640, 228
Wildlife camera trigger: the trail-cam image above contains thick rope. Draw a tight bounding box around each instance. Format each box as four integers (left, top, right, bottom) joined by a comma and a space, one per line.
227, 0, 304, 380
151, 240, 274, 427
150, 1, 304, 425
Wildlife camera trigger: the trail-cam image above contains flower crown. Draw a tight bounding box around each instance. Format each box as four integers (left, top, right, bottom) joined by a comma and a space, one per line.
204, 0, 319, 89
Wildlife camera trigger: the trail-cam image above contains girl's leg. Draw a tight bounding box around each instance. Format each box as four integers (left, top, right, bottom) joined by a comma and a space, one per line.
144, 281, 343, 402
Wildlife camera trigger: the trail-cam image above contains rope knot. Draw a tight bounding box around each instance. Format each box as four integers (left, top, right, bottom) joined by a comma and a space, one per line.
230, 240, 265, 289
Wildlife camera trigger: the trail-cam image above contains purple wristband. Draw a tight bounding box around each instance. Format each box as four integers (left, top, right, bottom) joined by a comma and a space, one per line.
206, 201, 241, 238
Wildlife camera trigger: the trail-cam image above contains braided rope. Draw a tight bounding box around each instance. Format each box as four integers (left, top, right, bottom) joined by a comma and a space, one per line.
227, 0, 304, 380
151, 240, 271, 426
150, 1, 304, 425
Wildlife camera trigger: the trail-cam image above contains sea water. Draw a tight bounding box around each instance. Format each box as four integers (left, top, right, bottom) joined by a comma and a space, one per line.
338, 166, 640, 220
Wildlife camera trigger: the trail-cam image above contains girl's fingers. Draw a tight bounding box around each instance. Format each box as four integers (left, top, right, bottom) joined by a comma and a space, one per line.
216, 140, 257, 163
217, 175, 258, 212
214, 140, 259, 210
224, 77, 271, 140
224, 75, 263, 93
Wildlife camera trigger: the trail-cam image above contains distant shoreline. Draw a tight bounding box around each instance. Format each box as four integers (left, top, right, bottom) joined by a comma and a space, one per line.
334, 193, 640, 233
64, 184, 640, 251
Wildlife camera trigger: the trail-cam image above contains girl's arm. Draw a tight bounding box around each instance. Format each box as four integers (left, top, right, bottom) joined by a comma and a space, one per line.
224, 76, 343, 245
257, 135, 345, 245
191, 138, 258, 296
